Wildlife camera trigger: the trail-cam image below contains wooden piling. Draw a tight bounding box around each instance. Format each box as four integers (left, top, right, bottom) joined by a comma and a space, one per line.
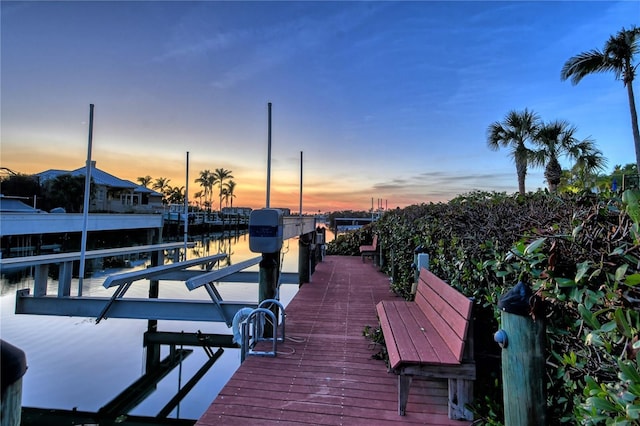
258, 251, 280, 337
1, 340, 27, 426
500, 311, 546, 426
298, 234, 311, 285
145, 245, 162, 370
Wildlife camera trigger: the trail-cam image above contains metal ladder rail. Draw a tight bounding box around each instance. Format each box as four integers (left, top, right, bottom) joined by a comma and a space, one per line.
257, 299, 286, 343
240, 308, 278, 363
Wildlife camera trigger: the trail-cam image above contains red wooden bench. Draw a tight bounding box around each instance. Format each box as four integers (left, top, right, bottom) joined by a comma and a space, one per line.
359, 235, 378, 263
376, 267, 475, 420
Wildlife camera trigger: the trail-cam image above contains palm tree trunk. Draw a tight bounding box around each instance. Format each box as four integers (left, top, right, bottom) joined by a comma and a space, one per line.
545, 157, 563, 193
626, 79, 640, 171
516, 159, 527, 195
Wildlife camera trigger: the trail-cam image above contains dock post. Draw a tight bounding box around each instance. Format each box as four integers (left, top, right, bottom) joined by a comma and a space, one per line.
58, 261, 73, 297
309, 230, 318, 275
1, 340, 27, 426
315, 226, 325, 262
145, 247, 163, 370
496, 289, 546, 426
33, 264, 49, 297
259, 251, 280, 337
298, 233, 311, 285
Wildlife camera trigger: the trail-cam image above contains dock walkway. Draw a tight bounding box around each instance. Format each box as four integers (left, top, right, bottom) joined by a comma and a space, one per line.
196, 255, 471, 425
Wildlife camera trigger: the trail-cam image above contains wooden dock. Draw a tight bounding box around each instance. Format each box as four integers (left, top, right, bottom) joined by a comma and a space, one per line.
196, 256, 472, 425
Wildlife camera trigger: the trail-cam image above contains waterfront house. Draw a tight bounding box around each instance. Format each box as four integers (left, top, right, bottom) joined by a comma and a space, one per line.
36, 162, 163, 213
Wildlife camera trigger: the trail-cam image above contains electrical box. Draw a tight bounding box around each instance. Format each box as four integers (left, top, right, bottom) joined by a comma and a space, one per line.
249, 208, 284, 253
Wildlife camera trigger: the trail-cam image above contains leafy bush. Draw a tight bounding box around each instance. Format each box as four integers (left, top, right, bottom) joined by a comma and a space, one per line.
334, 190, 640, 424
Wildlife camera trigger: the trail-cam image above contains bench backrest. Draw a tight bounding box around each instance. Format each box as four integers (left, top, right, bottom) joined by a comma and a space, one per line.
414, 267, 472, 362
371, 235, 378, 249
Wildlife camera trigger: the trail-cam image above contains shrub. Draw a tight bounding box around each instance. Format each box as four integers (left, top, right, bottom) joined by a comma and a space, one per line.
339, 190, 640, 424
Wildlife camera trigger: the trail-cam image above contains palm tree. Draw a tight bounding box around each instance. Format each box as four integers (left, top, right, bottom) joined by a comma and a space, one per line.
193, 190, 203, 209
137, 175, 152, 188
531, 120, 607, 192
487, 109, 540, 195
224, 180, 237, 208
195, 170, 214, 211
166, 185, 185, 205
570, 139, 608, 190
152, 177, 171, 204
212, 168, 233, 212
561, 26, 640, 171
531, 121, 570, 193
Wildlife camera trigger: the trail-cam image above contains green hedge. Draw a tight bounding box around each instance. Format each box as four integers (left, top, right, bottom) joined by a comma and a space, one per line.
326, 190, 640, 425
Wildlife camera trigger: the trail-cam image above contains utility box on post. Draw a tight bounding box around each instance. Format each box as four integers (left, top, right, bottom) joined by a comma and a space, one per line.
249, 209, 283, 253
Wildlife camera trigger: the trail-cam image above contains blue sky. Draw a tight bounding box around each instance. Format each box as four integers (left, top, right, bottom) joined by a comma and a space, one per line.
1, 1, 638, 212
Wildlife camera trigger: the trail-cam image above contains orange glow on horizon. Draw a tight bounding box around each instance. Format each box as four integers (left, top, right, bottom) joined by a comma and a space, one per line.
1, 150, 421, 213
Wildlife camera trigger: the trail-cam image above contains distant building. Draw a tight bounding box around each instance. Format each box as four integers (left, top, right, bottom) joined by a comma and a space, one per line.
271, 207, 292, 216
36, 161, 163, 213
221, 206, 252, 217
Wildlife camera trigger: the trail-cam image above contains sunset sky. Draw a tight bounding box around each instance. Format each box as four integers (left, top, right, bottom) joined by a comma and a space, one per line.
1, 1, 638, 213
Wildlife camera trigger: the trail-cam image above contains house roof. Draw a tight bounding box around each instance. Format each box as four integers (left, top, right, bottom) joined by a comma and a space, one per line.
134, 185, 163, 196
0, 195, 43, 213
36, 162, 159, 193
69, 165, 137, 189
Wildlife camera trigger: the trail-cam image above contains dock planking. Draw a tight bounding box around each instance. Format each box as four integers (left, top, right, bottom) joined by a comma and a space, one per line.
196, 256, 472, 425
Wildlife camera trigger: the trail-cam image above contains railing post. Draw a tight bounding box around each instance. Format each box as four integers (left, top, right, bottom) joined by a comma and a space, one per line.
58, 261, 73, 297
411, 245, 429, 294
495, 282, 546, 426
315, 226, 325, 262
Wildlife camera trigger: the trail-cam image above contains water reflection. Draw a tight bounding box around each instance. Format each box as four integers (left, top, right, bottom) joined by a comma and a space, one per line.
0, 228, 330, 421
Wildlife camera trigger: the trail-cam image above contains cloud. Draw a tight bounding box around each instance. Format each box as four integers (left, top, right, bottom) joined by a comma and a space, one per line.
155, 30, 250, 62
155, 3, 383, 90
368, 169, 519, 202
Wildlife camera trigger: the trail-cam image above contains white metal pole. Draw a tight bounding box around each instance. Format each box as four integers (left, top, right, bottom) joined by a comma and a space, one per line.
78, 103, 94, 296
299, 151, 303, 230
266, 102, 272, 208
184, 151, 189, 258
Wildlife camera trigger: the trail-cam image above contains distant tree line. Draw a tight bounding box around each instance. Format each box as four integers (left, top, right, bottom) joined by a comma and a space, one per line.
0, 173, 90, 213
0, 167, 239, 213
137, 167, 236, 211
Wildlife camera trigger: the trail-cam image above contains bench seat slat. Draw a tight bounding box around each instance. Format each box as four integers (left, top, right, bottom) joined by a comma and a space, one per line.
376, 301, 459, 369
415, 270, 472, 361
376, 301, 403, 368
383, 302, 438, 366
419, 269, 472, 316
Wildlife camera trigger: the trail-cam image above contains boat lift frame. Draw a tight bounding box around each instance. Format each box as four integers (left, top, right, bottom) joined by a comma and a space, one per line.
11, 217, 315, 324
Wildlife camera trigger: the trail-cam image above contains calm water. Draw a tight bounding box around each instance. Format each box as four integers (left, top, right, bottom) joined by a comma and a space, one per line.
0, 229, 333, 420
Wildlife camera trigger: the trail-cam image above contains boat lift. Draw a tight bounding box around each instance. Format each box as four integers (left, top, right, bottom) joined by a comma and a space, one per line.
11, 216, 316, 323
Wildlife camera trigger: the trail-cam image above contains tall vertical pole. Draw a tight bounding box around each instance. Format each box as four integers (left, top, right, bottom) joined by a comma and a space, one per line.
298, 150, 310, 285
299, 151, 303, 220
78, 103, 94, 296
184, 151, 189, 258
266, 102, 272, 208
371, 197, 374, 220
